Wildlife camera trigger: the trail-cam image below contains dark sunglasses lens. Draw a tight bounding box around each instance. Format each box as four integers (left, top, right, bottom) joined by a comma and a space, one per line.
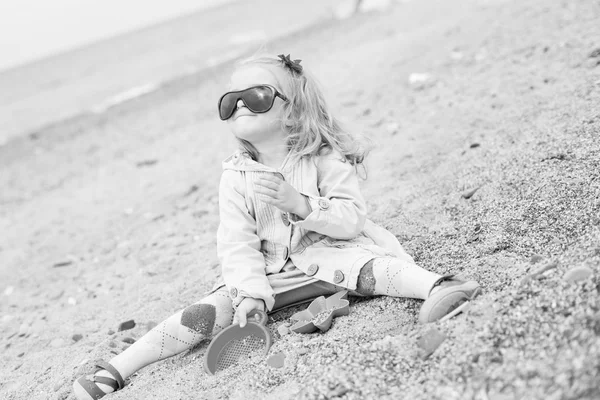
242, 86, 275, 113
219, 92, 238, 120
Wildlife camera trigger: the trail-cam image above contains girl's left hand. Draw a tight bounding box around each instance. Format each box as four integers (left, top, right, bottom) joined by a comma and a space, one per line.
255, 174, 307, 216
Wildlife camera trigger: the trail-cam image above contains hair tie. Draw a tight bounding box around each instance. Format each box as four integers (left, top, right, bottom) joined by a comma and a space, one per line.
278, 54, 303, 74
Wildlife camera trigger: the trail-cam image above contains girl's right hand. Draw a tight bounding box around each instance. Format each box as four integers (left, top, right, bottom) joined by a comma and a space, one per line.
233, 297, 266, 327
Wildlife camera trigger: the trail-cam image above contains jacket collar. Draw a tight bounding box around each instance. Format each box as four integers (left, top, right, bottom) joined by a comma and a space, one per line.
222, 150, 294, 174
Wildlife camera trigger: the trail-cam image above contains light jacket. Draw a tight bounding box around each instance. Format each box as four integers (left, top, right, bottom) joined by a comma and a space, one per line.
216, 148, 415, 311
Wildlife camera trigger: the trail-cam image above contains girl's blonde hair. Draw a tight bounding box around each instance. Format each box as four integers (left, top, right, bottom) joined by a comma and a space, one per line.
234, 54, 372, 169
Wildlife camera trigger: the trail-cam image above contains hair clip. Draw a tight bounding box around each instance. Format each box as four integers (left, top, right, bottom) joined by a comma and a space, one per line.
278, 54, 303, 74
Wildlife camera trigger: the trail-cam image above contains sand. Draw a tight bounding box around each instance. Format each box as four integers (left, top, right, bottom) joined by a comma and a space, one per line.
1, 0, 599, 399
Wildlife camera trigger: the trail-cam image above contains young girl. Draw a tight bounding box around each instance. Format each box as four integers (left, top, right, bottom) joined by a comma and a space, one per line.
73, 53, 480, 399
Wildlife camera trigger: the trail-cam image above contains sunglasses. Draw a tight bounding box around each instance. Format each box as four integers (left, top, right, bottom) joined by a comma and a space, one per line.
218, 85, 287, 120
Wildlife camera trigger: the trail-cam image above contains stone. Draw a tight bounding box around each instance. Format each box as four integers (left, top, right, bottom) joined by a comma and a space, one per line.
530, 254, 544, 264
462, 187, 480, 199
266, 352, 286, 368
118, 320, 136, 331
50, 338, 66, 348
564, 266, 593, 283
122, 337, 135, 344
417, 328, 446, 360
72, 334, 83, 342
145, 321, 158, 332
277, 325, 290, 336
297, 347, 309, 355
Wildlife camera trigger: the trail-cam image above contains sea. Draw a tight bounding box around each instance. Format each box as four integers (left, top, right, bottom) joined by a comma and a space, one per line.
0, 0, 341, 146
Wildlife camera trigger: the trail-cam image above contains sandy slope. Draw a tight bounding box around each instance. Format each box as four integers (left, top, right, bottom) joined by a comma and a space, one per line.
1, 0, 599, 399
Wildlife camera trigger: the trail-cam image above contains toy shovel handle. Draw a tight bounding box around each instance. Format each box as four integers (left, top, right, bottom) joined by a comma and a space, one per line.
248, 309, 268, 326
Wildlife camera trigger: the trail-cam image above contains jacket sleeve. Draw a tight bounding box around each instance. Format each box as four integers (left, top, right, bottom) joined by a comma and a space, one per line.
216, 170, 275, 310
289, 150, 367, 239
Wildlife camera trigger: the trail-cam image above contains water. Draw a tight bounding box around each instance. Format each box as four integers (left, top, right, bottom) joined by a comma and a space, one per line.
0, 0, 340, 146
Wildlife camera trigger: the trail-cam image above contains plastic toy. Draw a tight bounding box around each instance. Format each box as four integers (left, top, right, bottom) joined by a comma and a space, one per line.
204, 309, 272, 374
289, 290, 350, 333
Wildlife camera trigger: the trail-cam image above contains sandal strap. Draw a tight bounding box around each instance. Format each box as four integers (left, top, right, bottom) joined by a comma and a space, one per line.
93, 376, 119, 389
95, 360, 125, 390
432, 274, 455, 288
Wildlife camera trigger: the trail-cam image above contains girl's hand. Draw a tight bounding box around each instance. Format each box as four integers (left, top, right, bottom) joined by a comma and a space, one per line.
255, 174, 310, 217
233, 297, 265, 328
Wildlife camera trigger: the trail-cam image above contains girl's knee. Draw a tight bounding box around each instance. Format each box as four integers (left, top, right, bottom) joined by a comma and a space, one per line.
356, 258, 377, 295
180, 303, 217, 336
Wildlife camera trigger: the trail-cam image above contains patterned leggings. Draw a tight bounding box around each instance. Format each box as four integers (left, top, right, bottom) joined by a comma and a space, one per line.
104, 256, 439, 380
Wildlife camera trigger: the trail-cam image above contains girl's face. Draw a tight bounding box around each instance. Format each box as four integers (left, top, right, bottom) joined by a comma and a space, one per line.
225, 65, 287, 145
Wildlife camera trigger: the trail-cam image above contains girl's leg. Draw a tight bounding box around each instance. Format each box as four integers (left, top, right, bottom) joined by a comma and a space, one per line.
356, 257, 441, 299
76, 287, 233, 397
356, 257, 481, 323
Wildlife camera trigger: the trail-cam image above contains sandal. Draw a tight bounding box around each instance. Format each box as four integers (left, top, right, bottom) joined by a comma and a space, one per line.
418, 275, 481, 324
73, 360, 125, 400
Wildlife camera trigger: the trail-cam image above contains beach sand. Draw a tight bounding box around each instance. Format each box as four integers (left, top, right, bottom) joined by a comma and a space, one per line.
1, 0, 600, 399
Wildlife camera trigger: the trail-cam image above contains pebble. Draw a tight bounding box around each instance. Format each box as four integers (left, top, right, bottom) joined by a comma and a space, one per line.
107, 329, 115, 335
72, 333, 83, 342
145, 321, 158, 332
297, 347, 309, 355
462, 187, 480, 199
266, 352, 286, 368
4, 286, 14, 296
277, 325, 290, 336
122, 337, 136, 344
52, 260, 73, 268
18, 323, 30, 336
53, 379, 64, 392
530, 254, 544, 264
408, 72, 435, 90
108, 341, 117, 348
564, 266, 593, 283
67, 297, 77, 305
50, 338, 66, 348
118, 320, 136, 331
417, 328, 446, 360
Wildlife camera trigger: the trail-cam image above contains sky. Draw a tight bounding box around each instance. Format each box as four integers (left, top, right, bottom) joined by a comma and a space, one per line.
0, 0, 234, 72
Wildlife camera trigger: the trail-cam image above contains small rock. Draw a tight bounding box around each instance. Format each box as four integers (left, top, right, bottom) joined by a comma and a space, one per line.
385, 122, 400, 135
17, 352, 24, 357
118, 320, 136, 331
108, 341, 117, 348
67, 297, 77, 305
408, 72, 435, 90
136, 159, 158, 167
145, 321, 158, 332
53, 379, 64, 392
589, 48, 600, 58
417, 328, 446, 360
297, 347, 309, 355
461, 187, 480, 199
18, 323, 30, 337
266, 352, 286, 368
4, 286, 14, 296
450, 50, 464, 61
50, 338, 66, 348
72, 334, 83, 342
277, 325, 290, 336
53, 260, 73, 268
122, 337, 135, 344
564, 266, 593, 283
530, 254, 544, 264
469, 143, 480, 148
107, 329, 115, 335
